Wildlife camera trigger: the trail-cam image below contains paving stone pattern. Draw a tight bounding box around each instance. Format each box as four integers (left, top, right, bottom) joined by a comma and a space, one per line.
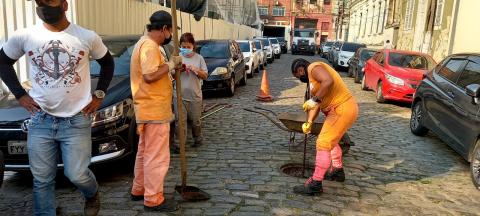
1, 54, 479, 215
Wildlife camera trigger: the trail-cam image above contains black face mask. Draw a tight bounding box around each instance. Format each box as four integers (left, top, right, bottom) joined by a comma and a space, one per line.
162, 31, 172, 45
36, 5, 64, 25
299, 74, 309, 83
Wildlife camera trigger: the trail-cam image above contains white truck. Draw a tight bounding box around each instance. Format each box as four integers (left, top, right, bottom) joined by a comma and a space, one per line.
291, 28, 317, 56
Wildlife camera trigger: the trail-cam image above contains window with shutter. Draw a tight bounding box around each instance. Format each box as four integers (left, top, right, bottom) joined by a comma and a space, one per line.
404, 0, 415, 30
259, 6, 269, 16
434, 0, 445, 28
272, 7, 285, 16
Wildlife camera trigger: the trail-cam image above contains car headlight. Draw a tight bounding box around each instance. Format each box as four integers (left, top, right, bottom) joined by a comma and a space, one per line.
92, 99, 132, 127
210, 67, 228, 75
245, 57, 250, 62
385, 74, 405, 86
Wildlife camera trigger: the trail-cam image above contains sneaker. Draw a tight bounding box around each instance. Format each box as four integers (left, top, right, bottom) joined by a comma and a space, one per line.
131, 194, 144, 201
84, 192, 100, 216
293, 177, 323, 196
324, 168, 345, 182
144, 199, 179, 212
192, 140, 203, 148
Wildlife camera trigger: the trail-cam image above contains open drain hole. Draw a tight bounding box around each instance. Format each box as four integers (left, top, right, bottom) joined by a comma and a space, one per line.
280, 163, 314, 178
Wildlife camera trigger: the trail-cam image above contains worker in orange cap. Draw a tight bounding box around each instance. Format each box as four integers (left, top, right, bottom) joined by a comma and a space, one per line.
291, 58, 359, 195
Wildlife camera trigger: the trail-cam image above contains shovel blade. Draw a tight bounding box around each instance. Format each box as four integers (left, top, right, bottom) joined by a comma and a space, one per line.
175, 185, 211, 201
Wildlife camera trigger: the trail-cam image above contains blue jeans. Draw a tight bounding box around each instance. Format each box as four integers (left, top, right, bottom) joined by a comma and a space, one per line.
27, 111, 98, 216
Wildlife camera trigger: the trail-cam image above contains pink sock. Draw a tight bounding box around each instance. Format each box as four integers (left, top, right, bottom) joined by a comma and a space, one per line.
331, 144, 343, 169
313, 150, 331, 181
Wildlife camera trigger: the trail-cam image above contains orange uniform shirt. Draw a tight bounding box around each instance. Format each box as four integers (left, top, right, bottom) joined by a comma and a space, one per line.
130, 36, 174, 123
307, 62, 352, 110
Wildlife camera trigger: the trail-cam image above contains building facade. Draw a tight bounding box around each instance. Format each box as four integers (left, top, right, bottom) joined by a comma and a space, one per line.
347, 0, 389, 48
384, 0, 479, 61
257, 0, 335, 42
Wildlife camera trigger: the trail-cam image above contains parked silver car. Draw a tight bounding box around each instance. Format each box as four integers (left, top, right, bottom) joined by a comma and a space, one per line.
254, 39, 267, 69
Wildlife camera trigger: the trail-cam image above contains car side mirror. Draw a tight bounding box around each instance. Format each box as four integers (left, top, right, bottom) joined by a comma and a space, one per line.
263, 47, 267, 50
466, 84, 480, 104
253, 48, 257, 52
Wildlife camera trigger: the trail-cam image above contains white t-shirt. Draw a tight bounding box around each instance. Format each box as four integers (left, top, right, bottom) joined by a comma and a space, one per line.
2, 23, 108, 117
384, 43, 394, 49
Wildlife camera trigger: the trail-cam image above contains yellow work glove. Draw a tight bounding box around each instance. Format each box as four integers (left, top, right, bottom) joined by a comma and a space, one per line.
302, 99, 319, 112
302, 122, 312, 134
166, 55, 183, 71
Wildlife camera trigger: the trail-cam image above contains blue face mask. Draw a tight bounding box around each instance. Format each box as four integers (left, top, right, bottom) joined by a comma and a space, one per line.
180, 48, 194, 57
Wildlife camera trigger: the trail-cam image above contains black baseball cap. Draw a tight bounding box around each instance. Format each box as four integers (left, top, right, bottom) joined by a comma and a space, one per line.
147, 10, 180, 31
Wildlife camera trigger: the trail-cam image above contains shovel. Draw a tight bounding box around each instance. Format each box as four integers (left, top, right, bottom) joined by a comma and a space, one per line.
170, 0, 210, 201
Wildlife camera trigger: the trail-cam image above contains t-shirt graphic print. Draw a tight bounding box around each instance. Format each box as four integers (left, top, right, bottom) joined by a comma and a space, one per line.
29, 40, 85, 88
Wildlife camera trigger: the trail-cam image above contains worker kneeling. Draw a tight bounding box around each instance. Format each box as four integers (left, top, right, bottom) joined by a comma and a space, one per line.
291, 58, 359, 196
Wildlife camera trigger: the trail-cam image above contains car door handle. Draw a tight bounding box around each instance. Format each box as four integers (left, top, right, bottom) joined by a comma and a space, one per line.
447, 91, 455, 99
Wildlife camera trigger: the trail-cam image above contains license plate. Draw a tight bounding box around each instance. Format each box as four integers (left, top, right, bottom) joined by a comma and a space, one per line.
8, 141, 28, 155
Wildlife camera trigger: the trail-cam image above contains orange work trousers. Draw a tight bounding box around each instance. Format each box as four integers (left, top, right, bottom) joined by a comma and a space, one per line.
316, 97, 359, 151
131, 123, 170, 207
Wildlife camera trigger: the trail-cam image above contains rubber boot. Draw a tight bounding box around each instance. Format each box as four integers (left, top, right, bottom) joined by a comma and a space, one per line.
293, 177, 323, 196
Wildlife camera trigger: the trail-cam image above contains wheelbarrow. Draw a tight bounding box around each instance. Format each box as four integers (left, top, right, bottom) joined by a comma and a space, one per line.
243, 106, 354, 154
244, 106, 355, 178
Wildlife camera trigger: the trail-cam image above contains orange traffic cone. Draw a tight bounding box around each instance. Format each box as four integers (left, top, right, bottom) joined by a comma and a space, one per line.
256, 70, 273, 102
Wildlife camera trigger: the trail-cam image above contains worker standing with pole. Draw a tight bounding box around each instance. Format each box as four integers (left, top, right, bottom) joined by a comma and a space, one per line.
129, 10, 183, 212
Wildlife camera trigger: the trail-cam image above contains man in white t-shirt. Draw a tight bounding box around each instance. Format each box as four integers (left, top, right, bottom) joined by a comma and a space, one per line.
384, 40, 395, 49
0, 0, 114, 215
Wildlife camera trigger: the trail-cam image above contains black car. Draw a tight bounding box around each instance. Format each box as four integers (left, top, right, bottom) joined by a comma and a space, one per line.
410, 53, 480, 189
348, 48, 377, 83
197, 40, 247, 96
0, 35, 141, 171
277, 37, 288, 54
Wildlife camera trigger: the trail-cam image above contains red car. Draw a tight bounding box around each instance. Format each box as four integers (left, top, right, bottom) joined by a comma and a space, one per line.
362, 49, 437, 103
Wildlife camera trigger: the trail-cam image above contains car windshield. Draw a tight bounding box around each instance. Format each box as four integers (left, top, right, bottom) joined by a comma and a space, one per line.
388, 53, 436, 70
260, 39, 270, 46
342, 43, 365, 52
360, 50, 376, 61
294, 31, 314, 37
254, 41, 262, 49
90, 39, 137, 76
269, 39, 279, 44
196, 42, 229, 58
277, 38, 285, 42
238, 42, 251, 52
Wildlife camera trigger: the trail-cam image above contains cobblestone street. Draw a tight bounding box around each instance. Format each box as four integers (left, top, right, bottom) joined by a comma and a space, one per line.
1, 54, 479, 216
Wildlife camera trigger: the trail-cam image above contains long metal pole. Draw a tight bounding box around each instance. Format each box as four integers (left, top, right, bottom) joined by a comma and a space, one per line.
170, 0, 187, 189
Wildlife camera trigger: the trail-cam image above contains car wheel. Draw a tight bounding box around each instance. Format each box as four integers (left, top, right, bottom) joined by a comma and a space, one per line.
471, 140, 480, 190
226, 75, 235, 97
0, 150, 4, 188
240, 70, 248, 86
376, 81, 385, 103
410, 101, 429, 136
361, 74, 368, 91
247, 66, 254, 78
